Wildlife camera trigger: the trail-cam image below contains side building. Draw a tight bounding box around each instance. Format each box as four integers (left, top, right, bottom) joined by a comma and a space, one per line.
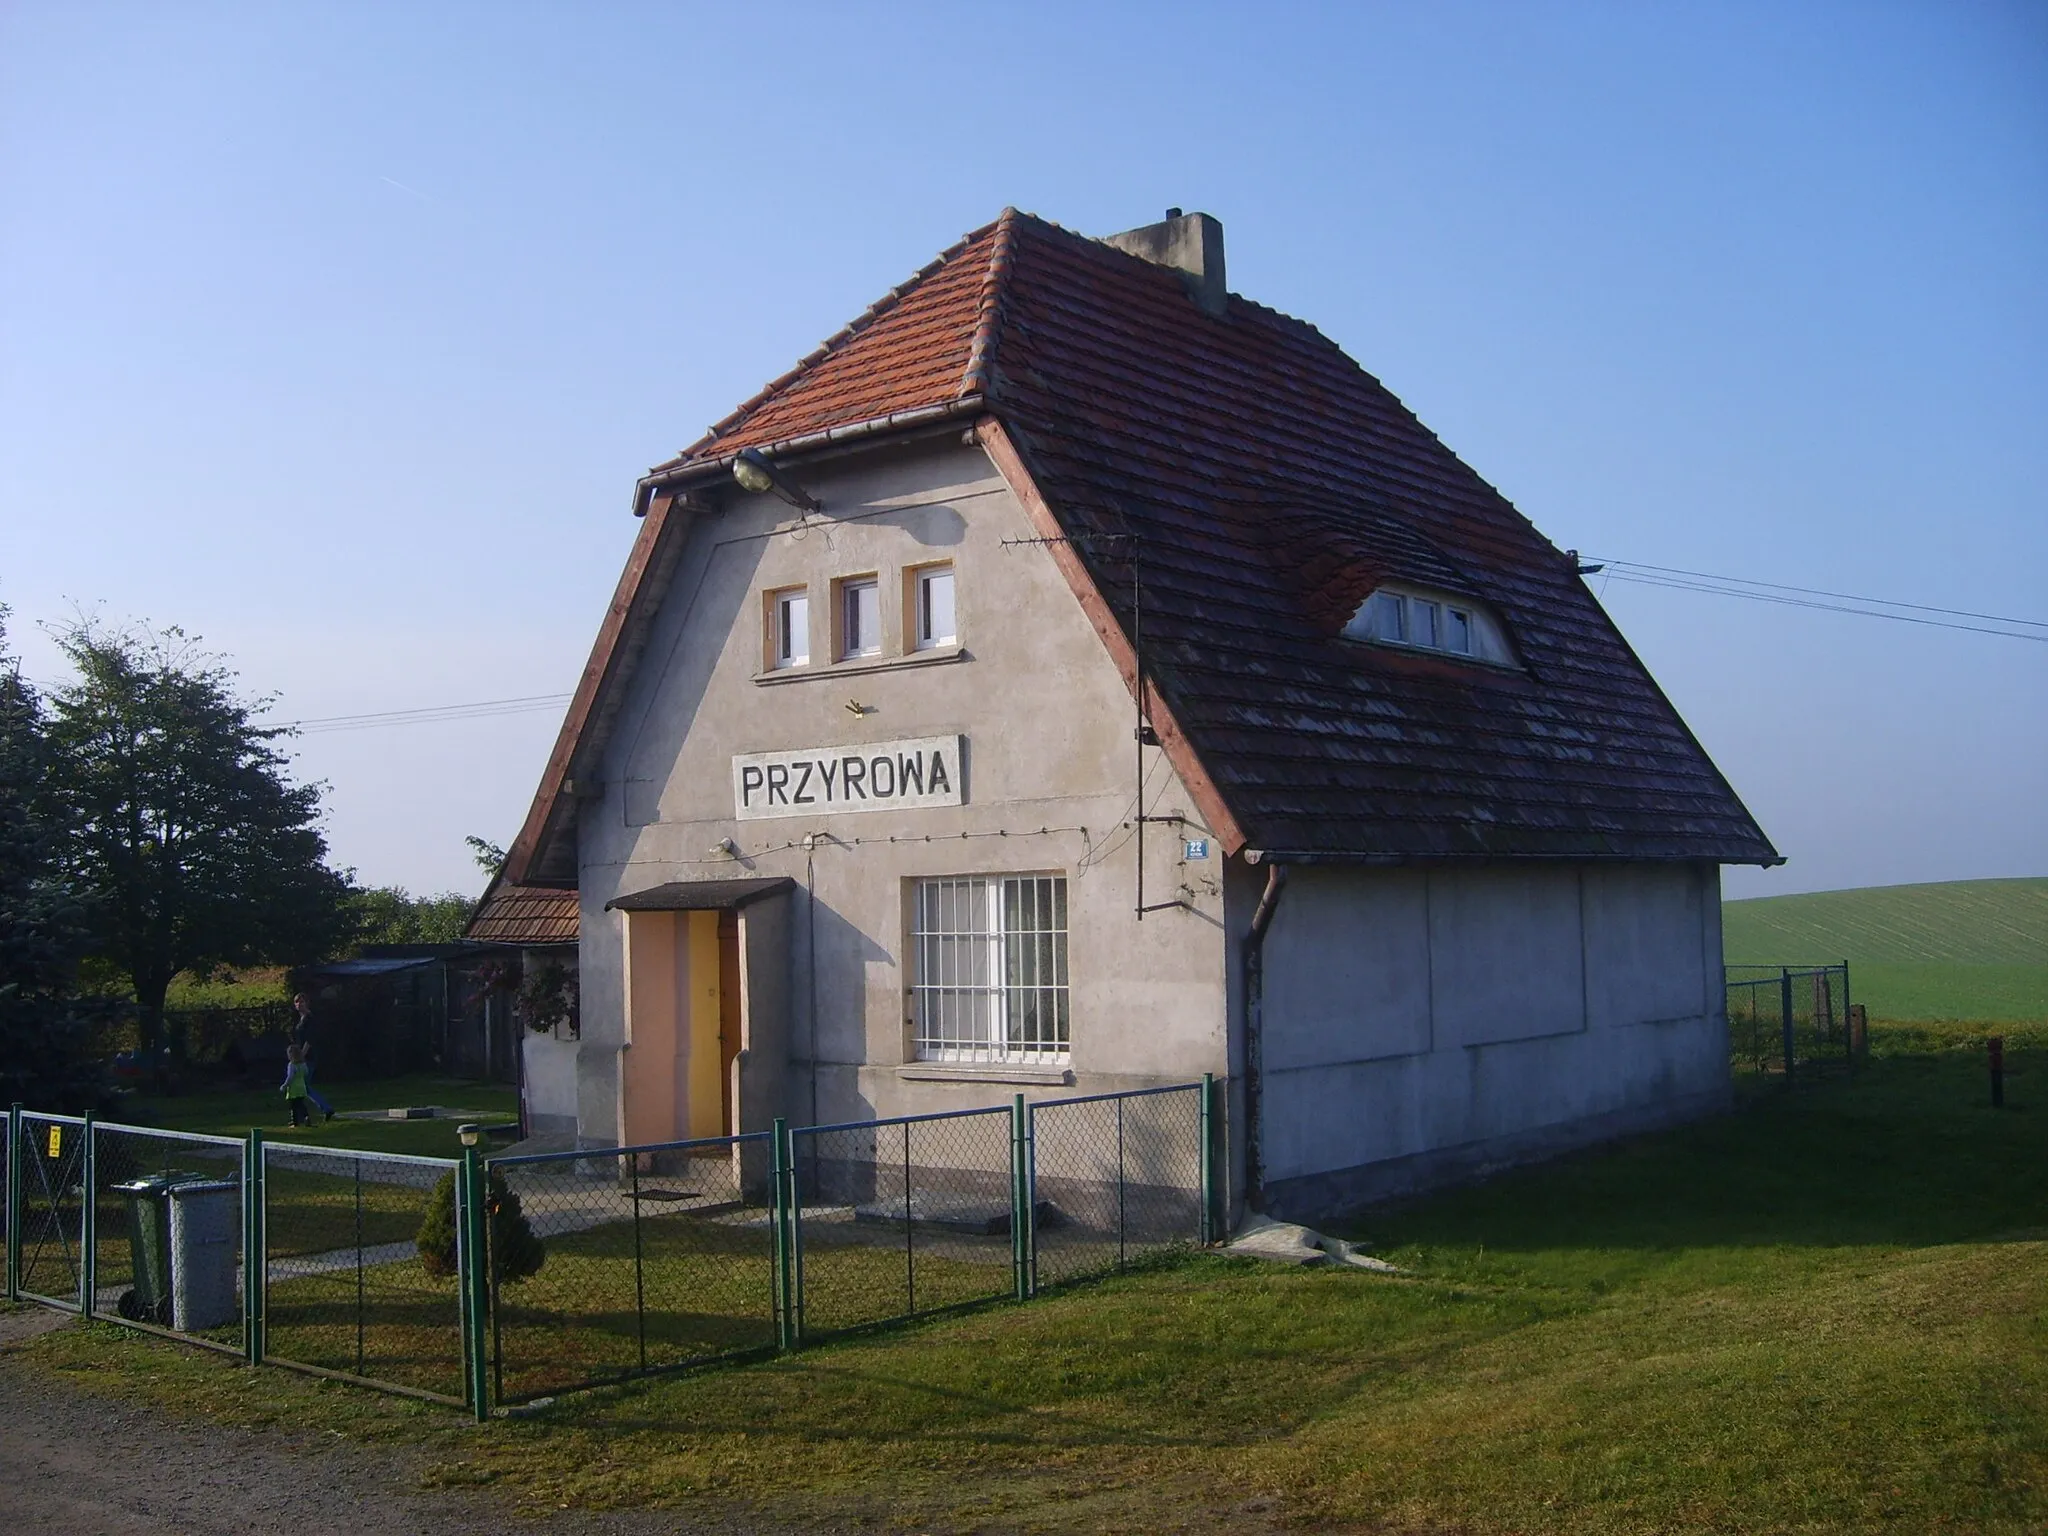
481, 208, 1778, 1219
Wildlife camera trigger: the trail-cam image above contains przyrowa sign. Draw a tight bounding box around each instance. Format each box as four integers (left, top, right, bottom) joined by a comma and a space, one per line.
732, 734, 965, 821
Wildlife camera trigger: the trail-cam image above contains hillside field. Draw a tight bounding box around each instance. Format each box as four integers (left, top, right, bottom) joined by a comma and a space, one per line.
1724, 877, 2047, 1023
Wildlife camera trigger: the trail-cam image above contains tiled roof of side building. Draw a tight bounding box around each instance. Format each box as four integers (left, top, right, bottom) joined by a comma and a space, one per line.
505, 209, 1775, 881
465, 882, 580, 946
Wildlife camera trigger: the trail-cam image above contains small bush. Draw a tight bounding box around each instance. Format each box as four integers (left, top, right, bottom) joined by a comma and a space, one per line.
416, 1167, 545, 1284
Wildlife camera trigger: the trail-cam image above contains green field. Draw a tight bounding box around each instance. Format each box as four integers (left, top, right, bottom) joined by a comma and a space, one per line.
1725, 877, 2047, 1023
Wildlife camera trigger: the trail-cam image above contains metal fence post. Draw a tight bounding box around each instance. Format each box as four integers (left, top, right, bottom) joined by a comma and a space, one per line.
1199, 1073, 1216, 1248
1779, 968, 1796, 1085
242, 1130, 262, 1366
1023, 1099, 1038, 1299
1842, 961, 1855, 1066
771, 1118, 792, 1351
1010, 1095, 1028, 1302
79, 1112, 96, 1320
5, 1104, 19, 1303
461, 1146, 490, 1422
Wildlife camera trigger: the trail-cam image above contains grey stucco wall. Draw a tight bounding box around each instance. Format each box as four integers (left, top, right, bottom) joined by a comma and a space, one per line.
572, 440, 1229, 1144
1253, 860, 1729, 1217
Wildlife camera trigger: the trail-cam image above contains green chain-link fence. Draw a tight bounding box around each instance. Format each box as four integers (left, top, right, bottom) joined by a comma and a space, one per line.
7, 1080, 1218, 1416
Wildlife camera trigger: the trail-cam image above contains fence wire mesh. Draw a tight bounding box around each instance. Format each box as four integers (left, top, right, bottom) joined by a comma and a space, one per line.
792, 1107, 1017, 1337
486, 1134, 778, 1404
260, 1142, 464, 1401
15, 1113, 87, 1307
92, 1122, 244, 1345
1031, 1086, 1205, 1289
7, 1081, 1215, 1413
1727, 964, 1854, 1082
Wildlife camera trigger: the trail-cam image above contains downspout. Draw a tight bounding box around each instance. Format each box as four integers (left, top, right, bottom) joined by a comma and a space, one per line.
1242, 860, 1288, 1212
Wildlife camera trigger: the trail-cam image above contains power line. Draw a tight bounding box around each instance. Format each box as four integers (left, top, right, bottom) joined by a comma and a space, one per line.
1589, 559, 2048, 643
1591, 558, 2047, 630
280, 692, 574, 735
262, 552, 2044, 739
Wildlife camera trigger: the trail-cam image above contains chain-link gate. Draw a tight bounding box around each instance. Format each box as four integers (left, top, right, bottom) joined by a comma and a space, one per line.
14, 1113, 87, 1309
485, 1134, 779, 1405
790, 1106, 1019, 1338
259, 1142, 466, 1402
1031, 1085, 1206, 1289
1727, 964, 1855, 1082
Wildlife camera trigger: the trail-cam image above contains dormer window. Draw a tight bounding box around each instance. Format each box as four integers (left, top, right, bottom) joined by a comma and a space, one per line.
1346, 583, 1513, 665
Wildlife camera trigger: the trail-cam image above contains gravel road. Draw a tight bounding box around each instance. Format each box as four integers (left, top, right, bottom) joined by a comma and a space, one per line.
0, 1311, 815, 1536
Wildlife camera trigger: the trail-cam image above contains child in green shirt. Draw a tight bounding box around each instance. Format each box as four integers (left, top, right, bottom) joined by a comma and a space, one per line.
281, 1045, 313, 1128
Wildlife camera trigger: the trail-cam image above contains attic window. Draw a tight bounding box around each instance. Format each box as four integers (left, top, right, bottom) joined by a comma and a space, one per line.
1346, 584, 1513, 665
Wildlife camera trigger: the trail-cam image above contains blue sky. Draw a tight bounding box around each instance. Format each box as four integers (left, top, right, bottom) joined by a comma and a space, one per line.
3, 2, 2043, 900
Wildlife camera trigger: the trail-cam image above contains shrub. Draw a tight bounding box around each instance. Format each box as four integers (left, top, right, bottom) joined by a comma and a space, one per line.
416, 1166, 545, 1285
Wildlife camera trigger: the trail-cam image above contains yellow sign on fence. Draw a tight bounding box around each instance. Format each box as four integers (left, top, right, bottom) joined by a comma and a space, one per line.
46, 1124, 62, 1158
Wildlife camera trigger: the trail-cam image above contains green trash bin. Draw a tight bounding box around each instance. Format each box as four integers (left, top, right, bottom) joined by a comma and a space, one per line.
115, 1173, 207, 1324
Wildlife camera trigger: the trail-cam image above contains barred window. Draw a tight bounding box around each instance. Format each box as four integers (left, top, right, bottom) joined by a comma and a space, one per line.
911, 876, 1069, 1062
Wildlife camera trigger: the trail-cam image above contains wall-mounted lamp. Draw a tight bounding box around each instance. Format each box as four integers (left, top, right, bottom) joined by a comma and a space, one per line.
732, 448, 822, 513
709, 837, 738, 859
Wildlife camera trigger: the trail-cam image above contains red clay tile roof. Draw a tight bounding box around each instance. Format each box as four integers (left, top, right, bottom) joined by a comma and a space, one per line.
465, 882, 579, 945
508, 209, 1775, 880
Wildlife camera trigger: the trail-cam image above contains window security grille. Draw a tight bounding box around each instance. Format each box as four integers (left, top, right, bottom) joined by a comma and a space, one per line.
912, 876, 1069, 1062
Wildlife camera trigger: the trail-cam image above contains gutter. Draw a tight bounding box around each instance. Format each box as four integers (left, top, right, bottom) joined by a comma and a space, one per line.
1248, 848, 1786, 868
632, 395, 989, 515
1241, 863, 1287, 1211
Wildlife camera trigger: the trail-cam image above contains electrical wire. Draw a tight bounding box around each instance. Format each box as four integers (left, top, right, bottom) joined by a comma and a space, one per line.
278, 692, 575, 734
260, 552, 2044, 739
1588, 559, 2048, 643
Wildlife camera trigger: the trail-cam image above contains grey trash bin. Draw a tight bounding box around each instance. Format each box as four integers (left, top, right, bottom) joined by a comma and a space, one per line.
166, 1179, 240, 1332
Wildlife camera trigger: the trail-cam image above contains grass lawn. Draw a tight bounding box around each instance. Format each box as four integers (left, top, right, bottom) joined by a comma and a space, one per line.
20, 1019, 2045, 1533
108, 1073, 518, 1158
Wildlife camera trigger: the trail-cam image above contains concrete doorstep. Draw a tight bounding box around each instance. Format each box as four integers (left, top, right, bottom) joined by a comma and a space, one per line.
1225, 1213, 1402, 1272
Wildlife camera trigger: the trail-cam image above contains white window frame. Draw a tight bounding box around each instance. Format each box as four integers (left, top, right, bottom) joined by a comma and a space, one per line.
1345, 583, 1512, 664
910, 875, 1069, 1063
912, 563, 956, 651
838, 576, 881, 660
769, 587, 809, 669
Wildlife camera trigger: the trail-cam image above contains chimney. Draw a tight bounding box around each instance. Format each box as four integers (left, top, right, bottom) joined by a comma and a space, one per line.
1102, 209, 1228, 317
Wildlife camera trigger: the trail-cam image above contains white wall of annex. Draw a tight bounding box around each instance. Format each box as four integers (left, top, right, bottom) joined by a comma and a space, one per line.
1258, 861, 1725, 1189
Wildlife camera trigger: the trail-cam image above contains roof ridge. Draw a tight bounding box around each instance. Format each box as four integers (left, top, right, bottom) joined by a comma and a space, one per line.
958, 206, 1021, 400
659, 215, 1005, 469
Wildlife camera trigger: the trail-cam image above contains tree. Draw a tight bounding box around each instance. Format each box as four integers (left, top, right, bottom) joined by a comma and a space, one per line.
41, 619, 350, 1080
416, 1165, 545, 1286
0, 612, 109, 1110
465, 836, 505, 877
345, 885, 474, 947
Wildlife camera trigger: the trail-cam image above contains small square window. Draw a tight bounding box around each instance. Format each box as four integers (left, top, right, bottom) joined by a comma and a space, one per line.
914, 565, 956, 650
770, 589, 809, 669
839, 577, 881, 659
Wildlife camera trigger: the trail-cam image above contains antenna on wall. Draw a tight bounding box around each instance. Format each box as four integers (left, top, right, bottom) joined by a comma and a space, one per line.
1001, 530, 1182, 920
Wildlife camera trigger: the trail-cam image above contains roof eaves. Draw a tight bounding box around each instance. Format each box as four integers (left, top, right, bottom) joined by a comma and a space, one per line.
635, 395, 988, 509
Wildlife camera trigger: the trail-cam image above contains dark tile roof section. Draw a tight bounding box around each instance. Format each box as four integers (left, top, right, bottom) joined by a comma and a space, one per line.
607, 878, 797, 912
465, 884, 580, 946
512, 210, 1775, 874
